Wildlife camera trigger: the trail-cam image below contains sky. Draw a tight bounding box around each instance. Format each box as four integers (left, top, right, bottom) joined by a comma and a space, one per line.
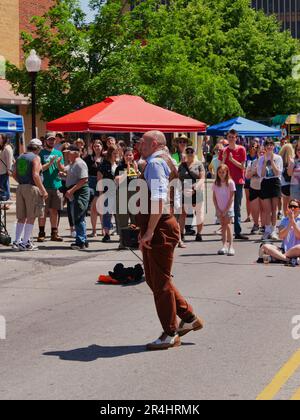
79, 0, 97, 22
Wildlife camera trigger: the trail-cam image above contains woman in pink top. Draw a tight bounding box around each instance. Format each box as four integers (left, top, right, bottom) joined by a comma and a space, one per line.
212, 164, 236, 256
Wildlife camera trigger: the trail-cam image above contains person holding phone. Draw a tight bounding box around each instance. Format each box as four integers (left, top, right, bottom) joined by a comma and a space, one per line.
115, 147, 140, 249
260, 199, 300, 265
257, 139, 283, 240
178, 146, 205, 242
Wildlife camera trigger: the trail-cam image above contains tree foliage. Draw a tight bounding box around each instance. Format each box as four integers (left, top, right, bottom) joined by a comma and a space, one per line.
6, 0, 300, 124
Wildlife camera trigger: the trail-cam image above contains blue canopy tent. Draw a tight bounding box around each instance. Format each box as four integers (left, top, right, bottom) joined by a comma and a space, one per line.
207, 116, 281, 137
0, 108, 24, 133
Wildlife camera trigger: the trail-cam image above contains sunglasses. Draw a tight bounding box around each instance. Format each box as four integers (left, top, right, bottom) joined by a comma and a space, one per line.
289, 205, 299, 209
186, 150, 195, 155
178, 141, 187, 145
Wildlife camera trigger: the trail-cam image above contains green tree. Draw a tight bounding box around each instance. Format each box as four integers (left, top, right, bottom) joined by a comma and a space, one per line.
6, 0, 300, 124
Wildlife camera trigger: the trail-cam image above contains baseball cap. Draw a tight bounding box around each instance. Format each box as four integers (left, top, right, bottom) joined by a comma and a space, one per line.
28, 138, 43, 148
46, 132, 56, 140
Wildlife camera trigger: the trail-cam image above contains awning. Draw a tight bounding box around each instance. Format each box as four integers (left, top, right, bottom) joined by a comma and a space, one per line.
46, 95, 207, 133
0, 79, 29, 106
0, 108, 25, 132
285, 114, 300, 125
207, 116, 281, 137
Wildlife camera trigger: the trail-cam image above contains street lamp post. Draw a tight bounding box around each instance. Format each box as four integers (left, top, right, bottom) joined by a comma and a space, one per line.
25, 50, 41, 139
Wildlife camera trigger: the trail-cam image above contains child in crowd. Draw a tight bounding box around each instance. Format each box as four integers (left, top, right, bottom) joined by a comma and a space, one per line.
212, 164, 236, 256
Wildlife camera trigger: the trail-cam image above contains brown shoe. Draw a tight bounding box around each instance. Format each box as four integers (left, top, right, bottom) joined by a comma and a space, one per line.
177, 316, 204, 337
51, 232, 63, 242
37, 233, 46, 243
146, 333, 181, 351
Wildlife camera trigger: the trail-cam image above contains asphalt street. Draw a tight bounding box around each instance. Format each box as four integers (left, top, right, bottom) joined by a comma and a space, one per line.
0, 190, 300, 400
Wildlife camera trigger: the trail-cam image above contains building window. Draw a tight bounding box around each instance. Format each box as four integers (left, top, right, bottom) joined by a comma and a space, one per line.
251, 0, 300, 37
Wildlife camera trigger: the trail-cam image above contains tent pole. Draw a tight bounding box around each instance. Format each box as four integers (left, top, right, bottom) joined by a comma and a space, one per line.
86, 132, 91, 151
197, 135, 203, 161
191, 132, 197, 150
20, 133, 25, 155
172, 132, 178, 153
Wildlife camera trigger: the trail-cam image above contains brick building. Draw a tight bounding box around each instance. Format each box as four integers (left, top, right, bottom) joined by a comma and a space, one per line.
0, 0, 54, 143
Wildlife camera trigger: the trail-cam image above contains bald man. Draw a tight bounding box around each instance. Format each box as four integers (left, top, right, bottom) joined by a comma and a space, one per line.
138, 131, 204, 350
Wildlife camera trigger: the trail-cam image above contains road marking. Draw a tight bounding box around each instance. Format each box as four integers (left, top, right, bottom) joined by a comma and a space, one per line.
290, 387, 300, 400
256, 349, 300, 400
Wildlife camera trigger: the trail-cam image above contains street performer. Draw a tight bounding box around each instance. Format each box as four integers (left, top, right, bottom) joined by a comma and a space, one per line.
137, 131, 204, 350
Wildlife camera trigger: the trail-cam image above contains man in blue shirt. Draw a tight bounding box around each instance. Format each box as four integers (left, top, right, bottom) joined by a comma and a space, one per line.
137, 130, 204, 350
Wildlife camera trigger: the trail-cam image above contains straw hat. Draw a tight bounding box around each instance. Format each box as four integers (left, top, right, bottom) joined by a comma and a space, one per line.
174, 134, 192, 145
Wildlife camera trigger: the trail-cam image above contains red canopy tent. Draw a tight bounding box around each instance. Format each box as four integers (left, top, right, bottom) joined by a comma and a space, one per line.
46, 95, 206, 133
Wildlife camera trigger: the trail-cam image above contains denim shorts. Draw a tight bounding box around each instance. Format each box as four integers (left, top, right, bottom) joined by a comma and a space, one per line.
0, 173, 10, 201
291, 184, 300, 201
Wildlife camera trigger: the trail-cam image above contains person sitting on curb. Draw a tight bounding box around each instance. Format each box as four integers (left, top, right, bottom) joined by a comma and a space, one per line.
260, 199, 300, 266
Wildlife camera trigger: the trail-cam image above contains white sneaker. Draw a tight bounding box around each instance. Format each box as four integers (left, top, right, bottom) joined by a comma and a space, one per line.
227, 247, 235, 256
146, 333, 181, 350
19, 241, 39, 251
12, 241, 20, 251
270, 231, 279, 241
218, 246, 228, 255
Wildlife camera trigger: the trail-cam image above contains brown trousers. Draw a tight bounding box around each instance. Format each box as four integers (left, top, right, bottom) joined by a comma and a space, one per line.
142, 215, 194, 336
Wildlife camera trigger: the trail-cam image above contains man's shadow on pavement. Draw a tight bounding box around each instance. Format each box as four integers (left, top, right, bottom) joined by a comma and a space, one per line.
43, 342, 195, 362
